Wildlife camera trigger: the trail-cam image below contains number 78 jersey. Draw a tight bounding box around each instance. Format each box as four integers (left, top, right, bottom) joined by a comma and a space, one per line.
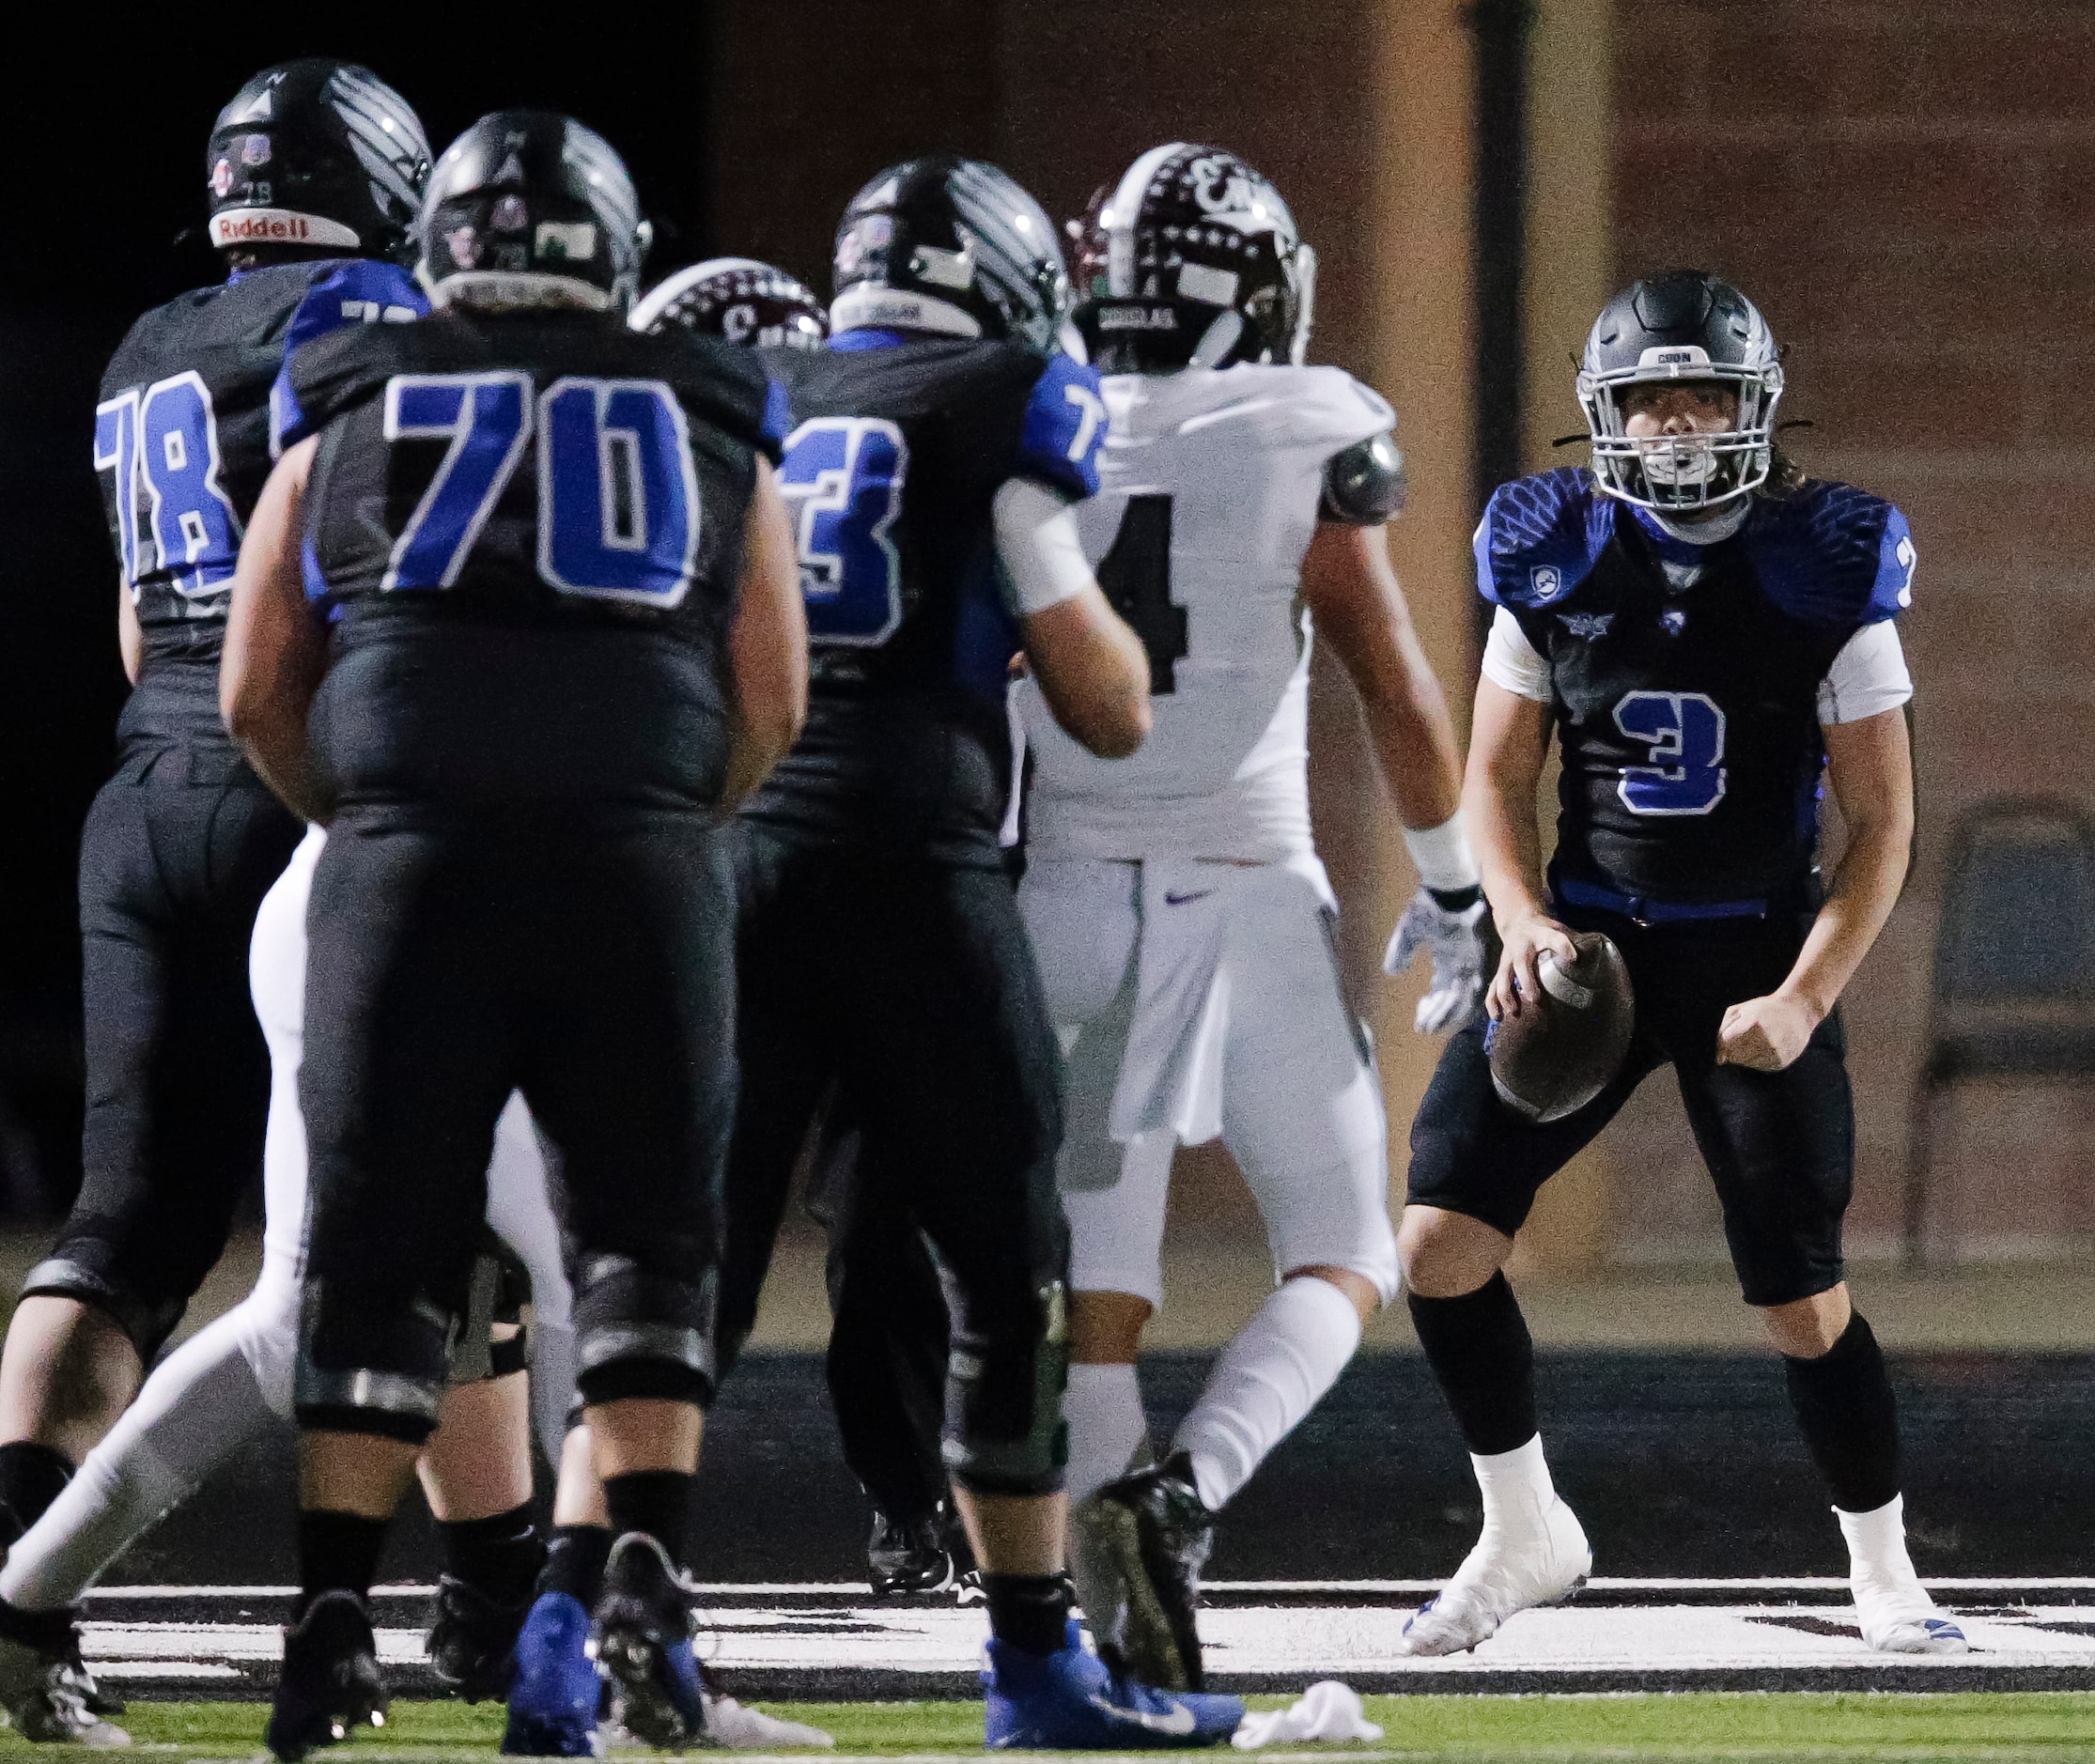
1017, 364, 1394, 864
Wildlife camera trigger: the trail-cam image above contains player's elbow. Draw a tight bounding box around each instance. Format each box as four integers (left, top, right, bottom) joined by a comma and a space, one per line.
1075, 689, 1152, 759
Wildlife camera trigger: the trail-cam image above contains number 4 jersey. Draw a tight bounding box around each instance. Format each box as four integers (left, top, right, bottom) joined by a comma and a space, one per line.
1476, 466, 1917, 908
1016, 364, 1394, 864
745, 333, 1105, 867
93, 259, 427, 750
285, 309, 780, 814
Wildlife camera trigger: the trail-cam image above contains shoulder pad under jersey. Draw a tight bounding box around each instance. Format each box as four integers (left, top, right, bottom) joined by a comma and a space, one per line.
1015, 350, 1108, 500
271, 259, 429, 455
1475, 467, 1617, 608
1741, 481, 1916, 627
1319, 430, 1405, 524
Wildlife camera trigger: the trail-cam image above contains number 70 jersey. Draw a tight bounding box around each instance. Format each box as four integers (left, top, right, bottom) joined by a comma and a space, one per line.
1016, 364, 1395, 864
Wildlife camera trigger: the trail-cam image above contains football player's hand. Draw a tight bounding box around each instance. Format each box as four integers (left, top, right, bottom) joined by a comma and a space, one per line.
1716, 992, 1821, 1071
1384, 889, 1488, 1033
1488, 910, 1577, 1023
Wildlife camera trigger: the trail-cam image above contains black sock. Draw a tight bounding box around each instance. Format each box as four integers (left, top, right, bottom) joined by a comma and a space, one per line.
1406, 1273, 1538, 1456
982, 1572, 1071, 1656
295, 1509, 390, 1620
441, 1503, 543, 1608
542, 1524, 613, 1607
0, 1443, 73, 1548
1783, 1311, 1901, 1513
603, 1471, 694, 1566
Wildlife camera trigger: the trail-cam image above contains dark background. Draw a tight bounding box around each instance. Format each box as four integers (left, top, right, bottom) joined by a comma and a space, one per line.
0, 19, 723, 1214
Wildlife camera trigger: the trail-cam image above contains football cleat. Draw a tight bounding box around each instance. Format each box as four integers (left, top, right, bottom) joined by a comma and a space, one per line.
428, 1572, 534, 1702
867, 1509, 961, 1597
501, 1592, 601, 1756
264, 1590, 387, 1761
1853, 1575, 1968, 1655
0, 1602, 129, 1747
590, 1533, 706, 1749
1075, 1451, 1215, 1691
1397, 1494, 1591, 1656
985, 1617, 1240, 1750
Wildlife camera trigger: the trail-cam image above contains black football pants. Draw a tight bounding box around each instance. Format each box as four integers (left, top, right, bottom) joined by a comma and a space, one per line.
30, 749, 302, 1361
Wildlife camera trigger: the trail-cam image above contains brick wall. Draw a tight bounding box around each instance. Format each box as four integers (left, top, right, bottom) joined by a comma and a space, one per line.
1607, 0, 2095, 1259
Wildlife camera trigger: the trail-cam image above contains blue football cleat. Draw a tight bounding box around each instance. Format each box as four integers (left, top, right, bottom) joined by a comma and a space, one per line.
985, 1618, 1241, 1749
501, 1593, 600, 1756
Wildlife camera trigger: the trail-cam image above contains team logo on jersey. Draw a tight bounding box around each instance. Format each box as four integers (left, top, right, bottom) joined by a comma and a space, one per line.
1558, 611, 1613, 639
1529, 565, 1564, 600
1660, 607, 1688, 635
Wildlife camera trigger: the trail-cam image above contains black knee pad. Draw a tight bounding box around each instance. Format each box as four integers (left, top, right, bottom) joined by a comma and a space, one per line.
571, 1253, 718, 1408
22, 1234, 184, 1367
941, 1276, 1069, 1498
294, 1277, 452, 1445
447, 1236, 534, 1385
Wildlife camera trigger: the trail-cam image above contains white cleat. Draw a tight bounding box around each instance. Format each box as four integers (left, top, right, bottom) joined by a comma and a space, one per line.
604, 1694, 836, 1750
1397, 1497, 1591, 1656
1854, 1575, 1968, 1655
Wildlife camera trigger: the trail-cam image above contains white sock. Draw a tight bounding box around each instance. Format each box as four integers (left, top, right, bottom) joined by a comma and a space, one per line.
1838, 1493, 1918, 1585
1172, 1276, 1362, 1513
1472, 1433, 1556, 1537
1064, 1362, 1150, 1506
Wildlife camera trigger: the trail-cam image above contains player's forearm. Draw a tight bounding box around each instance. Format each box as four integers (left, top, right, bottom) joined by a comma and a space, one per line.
1778, 807, 1911, 1021
1357, 660, 1464, 832
1466, 753, 1549, 928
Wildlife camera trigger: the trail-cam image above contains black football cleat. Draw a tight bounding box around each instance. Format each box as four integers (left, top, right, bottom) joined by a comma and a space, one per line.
427, 1572, 533, 1702
0, 1598, 129, 1746
867, 1508, 961, 1597
1079, 1450, 1216, 1693
590, 1533, 706, 1749
265, 1591, 388, 1761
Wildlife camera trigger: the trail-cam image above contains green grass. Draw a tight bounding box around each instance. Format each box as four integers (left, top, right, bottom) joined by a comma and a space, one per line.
9, 1693, 2092, 1759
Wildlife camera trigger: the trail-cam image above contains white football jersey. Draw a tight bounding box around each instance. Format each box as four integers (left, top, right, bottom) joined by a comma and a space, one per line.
1016, 364, 1392, 863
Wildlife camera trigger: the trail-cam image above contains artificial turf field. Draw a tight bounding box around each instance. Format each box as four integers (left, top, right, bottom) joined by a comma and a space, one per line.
21, 1694, 2095, 1760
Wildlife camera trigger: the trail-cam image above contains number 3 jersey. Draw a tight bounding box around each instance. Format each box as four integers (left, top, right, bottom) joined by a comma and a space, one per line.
744, 333, 1104, 867
1015, 364, 1393, 865
93, 260, 427, 751
285, 310, 780, 814
1477, 466, 1917, 907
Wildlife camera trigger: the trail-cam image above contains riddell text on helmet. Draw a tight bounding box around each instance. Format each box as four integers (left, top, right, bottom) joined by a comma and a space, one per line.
209, 209, 361, 249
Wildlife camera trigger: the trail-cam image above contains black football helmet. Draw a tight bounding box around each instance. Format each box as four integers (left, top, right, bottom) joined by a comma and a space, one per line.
419, 111, 649, 313
1578, 270, 1784, 515
630, 257, 827, 348
207, 59, 429, 264
1070, 144, 1314, 374
830, 155, 1070, 354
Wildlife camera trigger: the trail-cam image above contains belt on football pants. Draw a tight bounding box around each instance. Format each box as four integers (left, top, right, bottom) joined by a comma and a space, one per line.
1553, 876, 1768, 927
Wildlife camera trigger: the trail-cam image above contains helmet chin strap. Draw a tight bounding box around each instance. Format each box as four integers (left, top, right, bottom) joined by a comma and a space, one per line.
1188, 309, 1243, 369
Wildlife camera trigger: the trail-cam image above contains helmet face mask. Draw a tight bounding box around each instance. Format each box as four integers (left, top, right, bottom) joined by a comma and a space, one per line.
1072, 144, 1314, 375
206, 59, 429, 266
830, 155, 1072, 354
418, 112, 647, 314
1578, 271, 1784, 516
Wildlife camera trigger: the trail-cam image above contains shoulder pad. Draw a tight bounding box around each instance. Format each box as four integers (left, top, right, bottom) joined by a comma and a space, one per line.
1319, 430, 1405, 524
271, 260, 429, 456
1475, 468, 1616, 608
1015, 351, 1107, 501
1742, 481, 1915, 627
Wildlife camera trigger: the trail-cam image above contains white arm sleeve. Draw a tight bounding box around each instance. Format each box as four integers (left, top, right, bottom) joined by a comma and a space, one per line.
1481, 606, 1553, 702
1817, 619, 1913, 724
991, 477, 1094, 618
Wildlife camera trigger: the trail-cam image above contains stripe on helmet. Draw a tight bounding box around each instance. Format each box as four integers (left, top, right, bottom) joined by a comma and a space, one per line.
1104, 142, 1188, 298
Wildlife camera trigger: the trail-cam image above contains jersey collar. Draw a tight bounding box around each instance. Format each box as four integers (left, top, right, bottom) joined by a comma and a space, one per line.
829, 328, 908, 352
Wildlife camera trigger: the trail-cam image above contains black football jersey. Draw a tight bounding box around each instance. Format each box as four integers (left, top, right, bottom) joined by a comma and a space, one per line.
287, 308, 781, 814
1478, 468, 1916, 907
93, 259, 426, 749
743, 332, 1107, 865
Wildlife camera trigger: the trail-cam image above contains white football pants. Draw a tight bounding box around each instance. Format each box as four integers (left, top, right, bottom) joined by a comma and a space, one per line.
1019, 853, 1399, 1309
0, 827, 573, 1613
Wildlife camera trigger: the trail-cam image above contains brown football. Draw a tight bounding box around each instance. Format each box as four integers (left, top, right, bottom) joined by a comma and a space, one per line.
1486, 931, 1636, 1123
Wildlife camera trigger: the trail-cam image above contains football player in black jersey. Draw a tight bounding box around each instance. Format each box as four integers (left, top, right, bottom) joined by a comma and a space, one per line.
221, 114, 807, 1757
0, 49, 426, 1613
1396, 271, 1958, 1658
716, 156, 1241, 1749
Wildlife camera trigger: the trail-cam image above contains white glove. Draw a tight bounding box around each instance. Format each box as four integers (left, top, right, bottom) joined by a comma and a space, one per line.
1232, 1681, 1384, 1749
1383, 888, 1488, 1034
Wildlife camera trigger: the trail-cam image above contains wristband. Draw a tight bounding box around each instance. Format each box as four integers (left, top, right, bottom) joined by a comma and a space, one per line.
1403, 812, 1481, 893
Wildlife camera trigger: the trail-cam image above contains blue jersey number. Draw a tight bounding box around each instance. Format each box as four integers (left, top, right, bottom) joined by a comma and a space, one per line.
778, 417, 907, 645
380, 372, 698, 606
93, 373, 241, 598
1614, 690, 1727, 816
